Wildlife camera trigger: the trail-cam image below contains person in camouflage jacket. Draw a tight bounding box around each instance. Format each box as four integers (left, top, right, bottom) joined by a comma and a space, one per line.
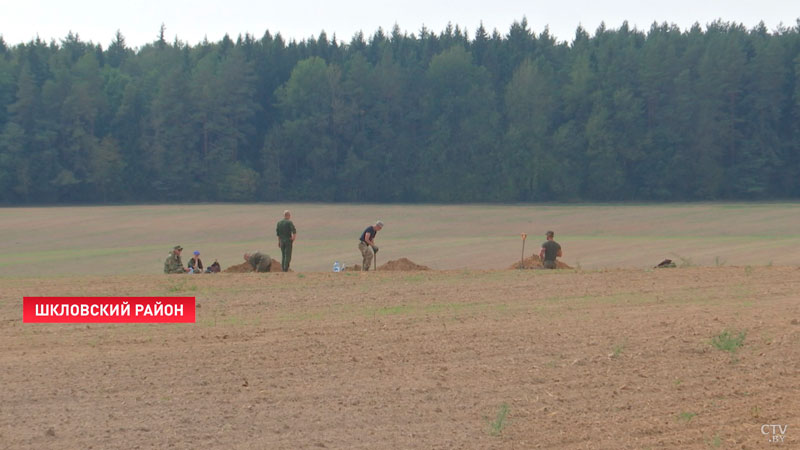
164, 245, 188, 274
244, 251, 272, 272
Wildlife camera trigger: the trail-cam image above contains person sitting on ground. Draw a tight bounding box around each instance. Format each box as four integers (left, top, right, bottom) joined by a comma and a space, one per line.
187, 250, 203, 273
358, 220, 384, 271
539, 230, 562, 269
244, 252, 272, 272
164, 245, 189, 274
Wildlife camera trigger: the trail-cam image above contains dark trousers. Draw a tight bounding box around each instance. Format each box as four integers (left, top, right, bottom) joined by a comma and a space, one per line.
280, 240, 293, 272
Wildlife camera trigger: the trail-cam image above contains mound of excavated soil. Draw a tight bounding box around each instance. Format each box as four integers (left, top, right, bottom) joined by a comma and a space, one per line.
378, 258, 431, 271
223, 259, 284, 273
340, 264, 362, 272
223, 262, 252, 273
509, 254, 573, 270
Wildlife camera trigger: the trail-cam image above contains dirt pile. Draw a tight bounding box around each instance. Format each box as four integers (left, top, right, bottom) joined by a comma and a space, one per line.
509, 254, 573, 270
223, 262, 252, 273
377, 258, 431, 271
341, 264, 362, 272
223, 259, 284, 273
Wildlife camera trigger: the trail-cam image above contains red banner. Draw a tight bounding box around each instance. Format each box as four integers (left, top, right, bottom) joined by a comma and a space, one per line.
23, 297, 196, 323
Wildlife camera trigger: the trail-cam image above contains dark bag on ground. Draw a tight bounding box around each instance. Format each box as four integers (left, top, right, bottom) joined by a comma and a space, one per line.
206, 261, 221, 273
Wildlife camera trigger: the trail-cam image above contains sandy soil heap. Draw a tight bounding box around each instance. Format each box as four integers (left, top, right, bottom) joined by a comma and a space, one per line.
509, 254, 573, 270
377, 258, 431, 271
340, 264, 362, 272
223, 259, 284, 273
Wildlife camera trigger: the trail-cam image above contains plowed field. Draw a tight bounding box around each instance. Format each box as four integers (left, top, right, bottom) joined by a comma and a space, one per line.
3, 266, 799, 449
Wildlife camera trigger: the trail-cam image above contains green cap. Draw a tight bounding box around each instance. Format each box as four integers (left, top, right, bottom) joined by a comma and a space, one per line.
174, 245, 183, 251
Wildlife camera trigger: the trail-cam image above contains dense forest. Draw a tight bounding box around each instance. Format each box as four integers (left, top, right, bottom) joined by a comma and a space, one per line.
1, 18, 799, 203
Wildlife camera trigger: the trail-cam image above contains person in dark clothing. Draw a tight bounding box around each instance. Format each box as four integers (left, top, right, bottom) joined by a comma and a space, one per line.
276, 210, 297, 272
358, 220, 384, 271
539, 230, 563, 269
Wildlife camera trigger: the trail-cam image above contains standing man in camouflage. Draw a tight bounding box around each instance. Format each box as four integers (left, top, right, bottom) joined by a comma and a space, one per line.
164, 245, 189, 274
358, 220, 384, 271
539, 230, 563, 269
244, 252, 272, 272
276, 210, 297, 272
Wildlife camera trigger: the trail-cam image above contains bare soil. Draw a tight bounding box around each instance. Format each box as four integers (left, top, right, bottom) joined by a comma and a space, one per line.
2, 266, 799, 449
509, 254, 573, 270
377, 257, 431, 271
223, 259, 284, 273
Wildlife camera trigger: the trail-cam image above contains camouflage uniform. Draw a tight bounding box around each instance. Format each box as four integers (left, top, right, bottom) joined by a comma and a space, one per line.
248, 252, 272, 272
358, 241, 374, 271
164, 249, 185, 274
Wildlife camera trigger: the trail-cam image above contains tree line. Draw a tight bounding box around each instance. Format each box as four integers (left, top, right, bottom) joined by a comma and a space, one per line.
1, 18, 799, 204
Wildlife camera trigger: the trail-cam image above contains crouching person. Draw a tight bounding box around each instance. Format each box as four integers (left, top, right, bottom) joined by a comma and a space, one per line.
244, 252, 272, 272
358, 220, 384, 271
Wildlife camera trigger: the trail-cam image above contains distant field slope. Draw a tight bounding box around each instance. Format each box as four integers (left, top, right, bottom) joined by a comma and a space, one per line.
0, 203, 798, 276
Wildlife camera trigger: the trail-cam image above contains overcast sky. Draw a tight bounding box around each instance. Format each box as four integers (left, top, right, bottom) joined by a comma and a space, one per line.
2, 0, 799, 48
